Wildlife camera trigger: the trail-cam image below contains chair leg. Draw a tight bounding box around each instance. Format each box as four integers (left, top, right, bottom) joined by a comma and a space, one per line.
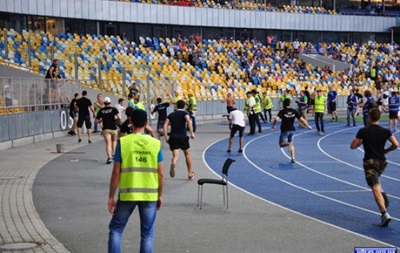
226, 185, 229, 209
197, 185, 200, 207
199, 185, 203, 210
222, 185, 225, 206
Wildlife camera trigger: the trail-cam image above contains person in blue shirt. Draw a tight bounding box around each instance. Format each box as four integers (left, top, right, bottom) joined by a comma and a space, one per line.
388, 91, 399, 133
346, 89, 358, 126
327, 85, 338, 122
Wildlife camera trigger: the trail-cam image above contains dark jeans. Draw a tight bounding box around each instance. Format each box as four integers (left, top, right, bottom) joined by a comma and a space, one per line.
347, 108, 356, 126
264, 109, 272, 122
314, 112, 324, 133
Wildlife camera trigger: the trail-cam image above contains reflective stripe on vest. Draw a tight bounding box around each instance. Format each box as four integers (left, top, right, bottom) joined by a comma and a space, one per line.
314, 96, 325, 113
119, 134, 160, 201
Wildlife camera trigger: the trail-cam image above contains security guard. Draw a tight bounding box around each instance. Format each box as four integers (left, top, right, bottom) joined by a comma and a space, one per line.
108, 109, 164, 253
244, 91, 256, 135
187, 93, 197, 132
314, 89, 326, 135
252, 89, 263, 131
263, 92, 273, 122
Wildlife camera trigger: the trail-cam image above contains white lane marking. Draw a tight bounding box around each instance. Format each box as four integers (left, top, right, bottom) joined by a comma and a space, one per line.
316, 129, 400, 182
202, 133, 395, 247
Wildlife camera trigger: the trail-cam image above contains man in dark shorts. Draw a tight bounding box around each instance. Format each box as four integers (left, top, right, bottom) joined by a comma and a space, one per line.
271, 99, 312, 163
68, 93, 79, 136
350, 108, 399, 227
163, 100, 195, 180
76, 90, 95, 143
227, 108, 246, 153
150, 97, 172, 138
96, 97, 121, 164
388, 91, 399, 133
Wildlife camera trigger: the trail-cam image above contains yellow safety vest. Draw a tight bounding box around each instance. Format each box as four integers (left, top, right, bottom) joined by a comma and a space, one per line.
243, 98, 250, 114
314, 96, 326, 113
263, 96, 273, 110
119, 134, 161, 201
187, 97, 197, 112
253, 95, 262, 113
134, 102, 145, 111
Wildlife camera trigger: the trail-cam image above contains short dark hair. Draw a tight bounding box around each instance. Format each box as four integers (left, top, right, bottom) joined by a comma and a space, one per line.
125, 106, 134, 117
156, 97, 162, 104
364, 90, 372, 97
82, 90, 87, 96
368, 108, 381, 122
177, 100, 186, 109
118, 98, 124, 104
74, 93, 79, 98
130, 109, 147, 128
283, 98, 291, 107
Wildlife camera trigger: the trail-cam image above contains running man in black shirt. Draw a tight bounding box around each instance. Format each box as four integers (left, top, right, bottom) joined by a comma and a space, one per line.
76, 90, 95, 143
350, 108, 399, 227
271, 99, 312, 163
96, 97, 121, 164
150, 97, 173, 137
163, 100, 195, 180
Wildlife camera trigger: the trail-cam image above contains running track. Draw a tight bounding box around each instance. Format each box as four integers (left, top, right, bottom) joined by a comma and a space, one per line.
204, 121, 400, 247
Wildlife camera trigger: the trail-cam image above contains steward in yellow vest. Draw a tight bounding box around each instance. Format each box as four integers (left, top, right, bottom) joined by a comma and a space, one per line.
314, 90, 326, 135
108, 109, 164, 252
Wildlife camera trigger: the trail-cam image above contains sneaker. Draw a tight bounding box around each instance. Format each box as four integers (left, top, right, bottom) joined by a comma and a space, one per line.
227, 149, 231, 153
88, 140, 92, 144
316, 131, 320, 135
78, 139, 82, 143
379, 212, 392, 227
382, 192, 389, 208
92, 130, 98, 133
238, 149, 243, 153
353, 124, 357, 127
291, 159, 295, 163
319, 132, 325, 136
169, 164, 175, 178
345, 124, 350, 127
106, 158, 112, 164
68, 131, 74, 136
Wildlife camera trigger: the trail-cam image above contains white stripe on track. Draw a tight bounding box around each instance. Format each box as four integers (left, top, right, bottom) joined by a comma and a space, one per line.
202, 132, 396, 248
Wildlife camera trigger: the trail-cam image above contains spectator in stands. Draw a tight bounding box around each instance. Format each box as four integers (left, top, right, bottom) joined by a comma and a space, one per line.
3, 79, 14, 107
129, 82, 140, 98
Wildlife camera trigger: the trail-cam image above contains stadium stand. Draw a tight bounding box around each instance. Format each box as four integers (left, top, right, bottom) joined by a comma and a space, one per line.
1, 28, 399, 103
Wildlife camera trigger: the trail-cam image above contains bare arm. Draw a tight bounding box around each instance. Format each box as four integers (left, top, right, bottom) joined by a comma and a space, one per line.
108, 162, 121, 214
350, 137, 362, 149
270, 116, 280, 130
185, 115, 195, 139
157, 161, 164, 210
385, 135, 399, 153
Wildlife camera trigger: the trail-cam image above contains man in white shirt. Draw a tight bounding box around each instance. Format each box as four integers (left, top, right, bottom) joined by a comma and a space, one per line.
244, 91, 256, 135
227, 108, 246, 153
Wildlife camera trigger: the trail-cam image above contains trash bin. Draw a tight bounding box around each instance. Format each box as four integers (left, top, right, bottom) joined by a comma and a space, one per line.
56, 144, 64, 153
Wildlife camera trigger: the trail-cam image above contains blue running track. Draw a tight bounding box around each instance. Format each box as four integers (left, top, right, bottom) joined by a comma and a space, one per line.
204, 121, 400, 247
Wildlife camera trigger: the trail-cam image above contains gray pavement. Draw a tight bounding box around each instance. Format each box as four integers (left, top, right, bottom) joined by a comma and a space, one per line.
0, 118, 393, 253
